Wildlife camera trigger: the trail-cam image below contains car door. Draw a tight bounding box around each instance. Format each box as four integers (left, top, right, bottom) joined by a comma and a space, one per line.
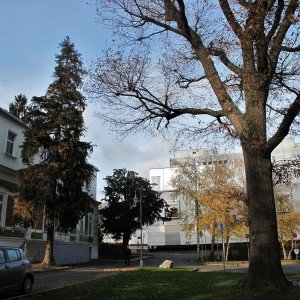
0, 248, 16, 292
0, 248, 12, 292
5, 249, 24, 290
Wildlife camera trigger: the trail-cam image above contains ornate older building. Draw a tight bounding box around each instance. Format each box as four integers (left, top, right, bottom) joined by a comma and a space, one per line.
0, 107, 99, 264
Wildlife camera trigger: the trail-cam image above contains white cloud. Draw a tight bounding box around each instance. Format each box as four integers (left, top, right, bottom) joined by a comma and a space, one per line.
83, 104, 172, 198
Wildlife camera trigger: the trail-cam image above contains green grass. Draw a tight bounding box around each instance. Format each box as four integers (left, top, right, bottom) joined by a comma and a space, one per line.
27, 269, 300, 300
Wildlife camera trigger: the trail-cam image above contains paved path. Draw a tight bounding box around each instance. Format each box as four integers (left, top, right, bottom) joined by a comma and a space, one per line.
131, 251, 300, 273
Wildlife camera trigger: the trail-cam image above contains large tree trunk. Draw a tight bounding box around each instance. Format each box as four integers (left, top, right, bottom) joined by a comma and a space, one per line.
42, 220, 55, 266
243, 149, 288, 288
122, 232, 130, 247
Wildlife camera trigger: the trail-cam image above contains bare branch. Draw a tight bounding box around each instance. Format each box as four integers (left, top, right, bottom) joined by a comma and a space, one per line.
281, 44, 300, 52
174, 71, 207, 88
266, 0, 284, 43
207, 46, 242, 75
267, 94, 300, 152
268, 0, 299, 76
219, 0, 243, 38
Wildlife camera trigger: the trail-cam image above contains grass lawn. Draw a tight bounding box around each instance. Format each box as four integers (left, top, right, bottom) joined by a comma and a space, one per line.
27, 268, 300, 300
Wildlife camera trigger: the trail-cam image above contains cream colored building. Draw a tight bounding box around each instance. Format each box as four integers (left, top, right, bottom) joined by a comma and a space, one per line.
0, 107, 99, 263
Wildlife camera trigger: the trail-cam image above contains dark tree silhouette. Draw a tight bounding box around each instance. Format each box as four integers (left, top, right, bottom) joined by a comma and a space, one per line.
19, 37, 96, 265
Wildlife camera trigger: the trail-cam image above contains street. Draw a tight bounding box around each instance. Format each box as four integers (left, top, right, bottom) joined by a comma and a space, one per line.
33, 267, 114, 292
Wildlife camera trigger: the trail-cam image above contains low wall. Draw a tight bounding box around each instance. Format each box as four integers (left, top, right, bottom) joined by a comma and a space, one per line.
25, 240, 93, 264
54, 243, 90, 265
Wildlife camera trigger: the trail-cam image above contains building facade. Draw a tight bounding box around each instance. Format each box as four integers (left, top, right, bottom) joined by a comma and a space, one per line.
0, 107, 27, 246
0, 107, 99, 264
130, 138, 300, 249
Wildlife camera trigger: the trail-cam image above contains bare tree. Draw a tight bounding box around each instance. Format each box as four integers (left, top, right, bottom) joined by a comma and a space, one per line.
88, 0, 300, 288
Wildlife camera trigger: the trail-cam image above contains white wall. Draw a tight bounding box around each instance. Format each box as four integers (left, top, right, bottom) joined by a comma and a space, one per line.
0, 109, 26, 171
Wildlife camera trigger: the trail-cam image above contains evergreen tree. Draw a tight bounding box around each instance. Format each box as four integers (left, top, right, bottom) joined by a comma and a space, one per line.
101, 169, 164, 247
19, 37, 96, 265
9, 94, 28, 122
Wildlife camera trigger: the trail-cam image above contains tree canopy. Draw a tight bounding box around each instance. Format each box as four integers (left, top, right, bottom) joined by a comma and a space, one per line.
100, 168, 164, 246
9, 94, 29, 122
18, 37, 96, 265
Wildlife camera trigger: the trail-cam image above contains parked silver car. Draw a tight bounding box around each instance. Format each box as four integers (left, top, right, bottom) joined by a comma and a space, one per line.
0, 246, 34, 295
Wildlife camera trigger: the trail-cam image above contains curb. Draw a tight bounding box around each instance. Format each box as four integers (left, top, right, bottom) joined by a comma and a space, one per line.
191, 268, 199, 272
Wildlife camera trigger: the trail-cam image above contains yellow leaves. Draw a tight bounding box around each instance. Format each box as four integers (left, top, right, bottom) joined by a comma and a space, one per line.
13, 195, 32, 221
275, 188, 300, 242
277, 210, 300, 242
12, 195, 43, 228
171, 157, 248, 238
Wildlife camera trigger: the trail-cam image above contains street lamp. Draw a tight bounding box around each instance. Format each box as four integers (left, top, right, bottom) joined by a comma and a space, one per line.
134, 188, 143, 268
195, 162, 201, 261
218, 224, 226, 272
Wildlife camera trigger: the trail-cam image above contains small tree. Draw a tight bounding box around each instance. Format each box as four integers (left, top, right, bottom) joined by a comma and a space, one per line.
19, 37, 96, 265
198, 187, 248, 261
276, 192, 300, 260
100, 168, 164, 246
273, 158, 300, 259
171, 158, 248, 261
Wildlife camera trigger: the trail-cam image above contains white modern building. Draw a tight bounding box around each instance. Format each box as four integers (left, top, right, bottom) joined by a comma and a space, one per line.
130, 138, 300, 249
0, 107, 99, 264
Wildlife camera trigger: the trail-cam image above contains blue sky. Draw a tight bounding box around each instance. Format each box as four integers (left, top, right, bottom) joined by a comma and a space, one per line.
0, 0, 172, 198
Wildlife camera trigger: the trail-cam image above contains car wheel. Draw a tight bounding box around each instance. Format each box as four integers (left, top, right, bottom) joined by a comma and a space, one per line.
22, 277, 33, 294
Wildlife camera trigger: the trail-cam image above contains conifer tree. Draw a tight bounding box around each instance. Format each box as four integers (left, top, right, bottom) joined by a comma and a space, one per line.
19, 37, 96, 265
9, 94, 28, 122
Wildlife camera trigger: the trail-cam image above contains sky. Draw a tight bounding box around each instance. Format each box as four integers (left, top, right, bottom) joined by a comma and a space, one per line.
0, 0, 173, 198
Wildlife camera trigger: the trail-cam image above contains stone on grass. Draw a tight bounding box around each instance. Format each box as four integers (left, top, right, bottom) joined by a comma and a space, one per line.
159, 260, 174, 269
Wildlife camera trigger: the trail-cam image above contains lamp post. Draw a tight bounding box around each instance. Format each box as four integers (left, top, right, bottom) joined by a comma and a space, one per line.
195, 162, 201, 261
195, 200, 200, 260
219, 224, 226, 272
134, 188, 143, 268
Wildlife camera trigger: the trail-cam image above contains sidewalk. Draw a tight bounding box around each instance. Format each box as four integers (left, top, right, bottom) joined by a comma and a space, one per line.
32, 257, 148, 273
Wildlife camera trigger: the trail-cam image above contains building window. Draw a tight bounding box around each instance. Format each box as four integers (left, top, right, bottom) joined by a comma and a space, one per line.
5, 131, 16, 156
5, 195, 13, 227
0, 194, 3, 225
168, 205, 179, 219
88, 214, 92, 236
79, 219, 84, 233
54, 216, 60, 231
151, 176, 161, 188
